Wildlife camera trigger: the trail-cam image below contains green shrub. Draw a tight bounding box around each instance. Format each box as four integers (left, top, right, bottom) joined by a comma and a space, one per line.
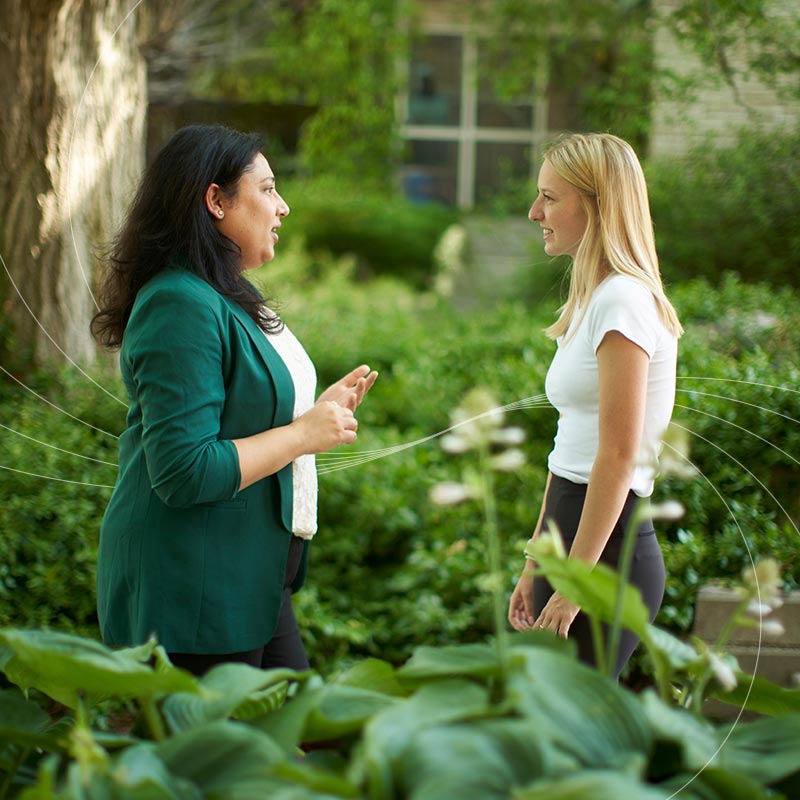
275, 177, 459, 288
0, 367, 123, 636
2, 257, 797, 681
647, 125, 800, 287
257, 254, 557, 669
3, 626, 799, 799
652, 275, 800, 635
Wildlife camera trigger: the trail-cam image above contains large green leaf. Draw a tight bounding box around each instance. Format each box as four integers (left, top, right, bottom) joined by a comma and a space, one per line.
17, 753, 59, 800
268, 760, 361, 798
397, 642, 506, 684
0, 689, 65, 751
0, 630, 198, 708
255, 679, 398, 754
641, 624, 700, 671
513, 770, 669, 799
639, 690, 718, 777
398, 718, 550, 800
710, 672, 800, 716
255, 678, 328, 757
360, 679, 491, 800
509, 647, 652, 772
659, 768, 774, 800
397, 636, 573, 688
161, 663, 296, 733
334, 659, 407, 697
155, 720, 286, 795
99, 744, 199, 799
714, 714, 800, 786
303, 685, 399, 742
529, 546, 650, 637
205, 779, 347, 800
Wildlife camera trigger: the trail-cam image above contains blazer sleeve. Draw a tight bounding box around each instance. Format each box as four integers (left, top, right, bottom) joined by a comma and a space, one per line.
125, 284, 241, 508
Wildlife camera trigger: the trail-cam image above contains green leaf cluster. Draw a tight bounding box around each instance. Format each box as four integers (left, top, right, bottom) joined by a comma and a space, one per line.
1, 624, 799, 798
2, 255, 798, 679
647, 126, 800, 289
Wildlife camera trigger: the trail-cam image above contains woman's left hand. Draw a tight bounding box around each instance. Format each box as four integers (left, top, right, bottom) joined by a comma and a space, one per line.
532, 592, 580, 638
317, 365, 378, 412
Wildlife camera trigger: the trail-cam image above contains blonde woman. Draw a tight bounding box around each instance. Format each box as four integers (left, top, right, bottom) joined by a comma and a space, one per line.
508, 133, 682, 678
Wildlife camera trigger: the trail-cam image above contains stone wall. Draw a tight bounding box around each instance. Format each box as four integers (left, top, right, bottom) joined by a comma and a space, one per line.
650, 0, 799, 157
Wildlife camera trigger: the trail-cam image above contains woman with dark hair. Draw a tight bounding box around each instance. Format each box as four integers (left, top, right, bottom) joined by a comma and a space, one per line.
92, 125, 377, 675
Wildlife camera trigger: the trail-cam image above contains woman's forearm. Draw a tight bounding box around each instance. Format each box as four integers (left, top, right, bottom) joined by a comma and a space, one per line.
233, 401, 358, 491
232, 423, 307, 491
523, 472, 553, 562
567, 451, 637, 566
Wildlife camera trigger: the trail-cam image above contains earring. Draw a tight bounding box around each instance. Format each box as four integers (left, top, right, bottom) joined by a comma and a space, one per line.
217, 210, 224, 218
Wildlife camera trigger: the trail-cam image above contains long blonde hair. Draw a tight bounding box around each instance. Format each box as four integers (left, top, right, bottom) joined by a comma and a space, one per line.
542, 133, 683, 341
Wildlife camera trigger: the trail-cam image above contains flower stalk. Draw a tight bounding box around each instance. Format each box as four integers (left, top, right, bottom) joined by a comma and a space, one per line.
430, 388, 524, 679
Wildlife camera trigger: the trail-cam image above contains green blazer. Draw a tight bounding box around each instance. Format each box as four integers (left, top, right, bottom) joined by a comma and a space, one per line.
96, 268, 309, 654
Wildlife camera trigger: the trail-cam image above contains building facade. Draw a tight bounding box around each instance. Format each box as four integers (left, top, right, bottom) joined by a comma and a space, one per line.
400, 0, 799, 208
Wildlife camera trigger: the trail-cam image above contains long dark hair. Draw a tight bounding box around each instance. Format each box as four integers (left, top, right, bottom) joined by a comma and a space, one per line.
91, 125, 283, 348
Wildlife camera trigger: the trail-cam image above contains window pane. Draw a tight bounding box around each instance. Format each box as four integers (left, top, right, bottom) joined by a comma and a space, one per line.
402, 140, 459, 205
477, 41, 534, 129
475, 141, 531, 205
407, 35, 462, 126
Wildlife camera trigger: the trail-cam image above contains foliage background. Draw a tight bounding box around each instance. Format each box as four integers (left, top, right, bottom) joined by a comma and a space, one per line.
2, 1, 799, 686
3, 240, 798, 680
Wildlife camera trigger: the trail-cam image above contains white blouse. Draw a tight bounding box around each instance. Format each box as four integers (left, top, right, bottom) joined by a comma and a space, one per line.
544, 275, 678, 497
263, 320, 318, 538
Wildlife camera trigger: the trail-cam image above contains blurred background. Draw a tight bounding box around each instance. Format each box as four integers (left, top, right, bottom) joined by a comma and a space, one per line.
1, 0, 798, 685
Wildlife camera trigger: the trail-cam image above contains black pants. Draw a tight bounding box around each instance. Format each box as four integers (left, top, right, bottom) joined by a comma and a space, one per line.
532, 474, 666, 679
168, 535, 310, 676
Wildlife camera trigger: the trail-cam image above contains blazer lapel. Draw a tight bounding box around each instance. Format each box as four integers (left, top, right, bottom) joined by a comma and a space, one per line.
223, 299, 297, 533
223, 299, 295, 428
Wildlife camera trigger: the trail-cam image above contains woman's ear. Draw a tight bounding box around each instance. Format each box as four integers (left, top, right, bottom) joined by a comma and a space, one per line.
205, 183, 225, 219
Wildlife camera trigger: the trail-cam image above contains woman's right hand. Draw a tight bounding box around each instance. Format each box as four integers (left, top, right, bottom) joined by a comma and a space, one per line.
294, 400, 358, 454
508, 560, 536, 631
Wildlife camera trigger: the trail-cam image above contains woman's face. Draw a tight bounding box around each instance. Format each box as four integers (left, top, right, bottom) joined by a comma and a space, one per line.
528, 159, 588, 258
215, 153, 289, 270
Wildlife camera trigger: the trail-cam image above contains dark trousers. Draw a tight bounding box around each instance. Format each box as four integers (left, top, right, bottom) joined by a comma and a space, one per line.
532, 474, 666, 679
168, 535, 310, 676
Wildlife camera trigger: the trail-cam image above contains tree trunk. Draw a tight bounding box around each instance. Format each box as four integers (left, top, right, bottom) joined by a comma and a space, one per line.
0, 0, 148, 368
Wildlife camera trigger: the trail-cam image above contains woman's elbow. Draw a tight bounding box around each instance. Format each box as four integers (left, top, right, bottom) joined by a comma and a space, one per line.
595, 445, 639, 474
147, 442, 240, 507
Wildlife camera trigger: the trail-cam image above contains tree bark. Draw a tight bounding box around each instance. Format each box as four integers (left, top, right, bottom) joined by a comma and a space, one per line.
0, 0, 148, 368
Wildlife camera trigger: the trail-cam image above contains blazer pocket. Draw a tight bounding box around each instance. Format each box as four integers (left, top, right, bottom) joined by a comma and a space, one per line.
198, 498, 248, 510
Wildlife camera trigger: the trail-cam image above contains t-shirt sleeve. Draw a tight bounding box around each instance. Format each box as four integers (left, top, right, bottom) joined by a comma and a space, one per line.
588, 278, 660, 359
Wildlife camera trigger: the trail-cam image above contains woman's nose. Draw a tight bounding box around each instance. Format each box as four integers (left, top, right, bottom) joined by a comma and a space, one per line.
278, 196, 290, 217
528, 201, 541, 222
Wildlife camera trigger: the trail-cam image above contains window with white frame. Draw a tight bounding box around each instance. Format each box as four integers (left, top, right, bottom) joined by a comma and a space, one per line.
401, 30, 543, 209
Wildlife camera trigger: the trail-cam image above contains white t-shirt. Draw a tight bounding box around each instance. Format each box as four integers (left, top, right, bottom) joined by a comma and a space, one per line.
544, 275, 677, 497
264, 321, 319, 538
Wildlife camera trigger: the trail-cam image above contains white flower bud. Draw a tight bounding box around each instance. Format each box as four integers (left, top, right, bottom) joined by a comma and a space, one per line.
742, 558, 782, 606
430, 482, 474, 506
490, 449, 526, 472
490, 427, 526, 446
709, 653, 738, 692
760, 620, 785, 638
649, 500, 685, 521
441, 433, 470, 454
745, 601, 773, 618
